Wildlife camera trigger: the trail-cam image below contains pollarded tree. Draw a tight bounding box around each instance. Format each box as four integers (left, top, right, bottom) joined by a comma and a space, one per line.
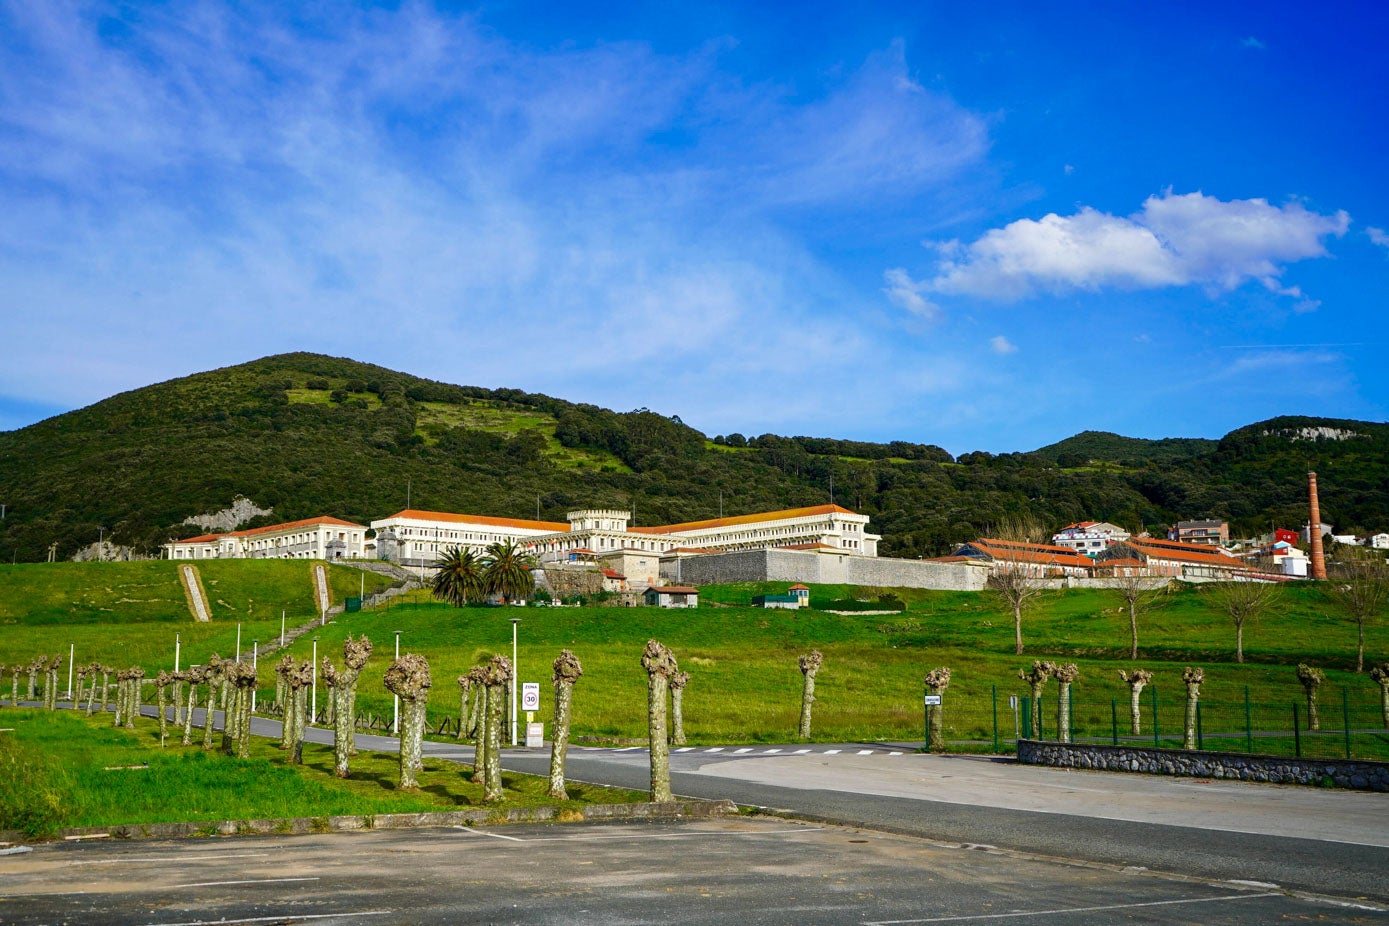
287, 659, 315, 764
97, 665, 113, 714
323, 636, 373, 778
548, 649, 583, 800
1181, 666, 1204, 750
8, 664, 19, 706
1202, 580, 1281, 664
798, 651, 823, 739
126, 666, 145, 728
25, 657, 42, 702
155, 670, 172, 746
202, 656, 226, 749
1296, 663, 1324, 732
1018, 661, 1056, 739
1053, 663, 1080, 744
1370, 663, 1389, 728
1117, 668, 1153, 735
274, 656, 296, 750
431, 546, 487, 607
84, 663, 103, 715
483, 539, 537, 604
456, 671, 477, 743
384, 653, 431, 790
74, 664, 89, 712
669, 670, 690, 747
42, 655, 61, 710
641, 640, 679, 802
181, 666, 205, 746
480, 654, 512, 802
923, 667, 951, 752
1326, 559, 1388, 673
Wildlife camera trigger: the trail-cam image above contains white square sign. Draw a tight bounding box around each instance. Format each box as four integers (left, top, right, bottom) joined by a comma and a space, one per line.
521, 682, 541, 711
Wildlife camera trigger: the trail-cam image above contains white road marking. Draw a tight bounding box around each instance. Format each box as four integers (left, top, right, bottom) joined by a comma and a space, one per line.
763, 748, 782, 754
862, 891, 1278, 924
173, 877, 319, 888
452, 826, 525, 842
676, 747, 695, 752
824, 749, 841, 754
139, 912, 390, 926
704, 747, 724, 753
889, 751, 904, 756
794, 748, 812, 754
734, 748, 754, 754
515, 827, 824, 843
65, 852, 274, 866
857, 750, 875, 755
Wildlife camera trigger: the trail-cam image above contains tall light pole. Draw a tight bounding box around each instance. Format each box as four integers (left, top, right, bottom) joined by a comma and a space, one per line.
67, 642, 74, 701
510, 617, 521, 746
280, 611, 286, 647
251, 641, 258, 714
236, 623, 242, 662
174, 633, 181, 673
392, 630, 402, 736
311, 636, 319, 723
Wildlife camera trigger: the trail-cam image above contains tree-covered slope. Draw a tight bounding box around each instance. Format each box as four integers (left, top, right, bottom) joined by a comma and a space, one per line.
1, 353, 1385, 561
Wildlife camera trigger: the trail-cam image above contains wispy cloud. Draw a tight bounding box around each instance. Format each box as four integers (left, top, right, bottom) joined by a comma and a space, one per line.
0, 4, 991, 433
1241, 36, 1267, 50
1369, 227, 1389, 249
989, 335, 1017, 354
903, 191, 1348, 305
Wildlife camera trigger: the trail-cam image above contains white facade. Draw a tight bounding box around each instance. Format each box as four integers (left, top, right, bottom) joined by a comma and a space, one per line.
1371, 533, 1389, 550
368, 510, 568, 569
165, 517, 366, 560
1050, 521, 1131, 557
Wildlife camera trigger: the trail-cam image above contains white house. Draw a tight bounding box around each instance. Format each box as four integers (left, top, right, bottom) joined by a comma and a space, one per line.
1371, 533, 1389, 550
1050, 521, 1131, 557
368, 509, 568, 570
644, 585, 699, 608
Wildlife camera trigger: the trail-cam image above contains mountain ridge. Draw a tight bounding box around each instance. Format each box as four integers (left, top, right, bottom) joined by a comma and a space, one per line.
1, 352, 1385, 561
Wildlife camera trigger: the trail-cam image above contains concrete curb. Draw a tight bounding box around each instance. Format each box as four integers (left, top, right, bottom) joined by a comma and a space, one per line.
7, 800, 738, 844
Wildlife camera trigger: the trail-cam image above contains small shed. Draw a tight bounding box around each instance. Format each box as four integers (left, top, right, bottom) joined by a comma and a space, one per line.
789, 584, 810, 604
753, 593, 801, 610
644, 585, 699, 608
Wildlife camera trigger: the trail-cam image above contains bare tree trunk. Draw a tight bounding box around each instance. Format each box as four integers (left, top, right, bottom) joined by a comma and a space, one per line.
1119, 670, 1152, 736
11, 669, 19, 706
1057, 682, 1072, 743
457, 679, 471, 742
798, 651, 822, 739
1307, 688, 1320, 731
172, 678, 184, 726
643, 641, 677, 802
410, 697, 427, 772
670, 671, 689, 746
156, 672, 170, 746
1235, 619, 1244, 664
384, 654, 431, 790
1014, 605, 1024, 656
923, 667, 951, 752
548, 650, 583, 800
238, 680, 254, 758
111, 677, 125, 727
1297, 664, 1323, 732
1182, 667, 1203, 750
183, 681, 199, 745
1356, 621, 1365, 674
473, 683, 489, 784
203, 679, 219, 749
289, 685, 305, 764
333, 683, 353, 776
222, 683, 240, 754
1129, 602, 1139, 661
484, 680, 504, 801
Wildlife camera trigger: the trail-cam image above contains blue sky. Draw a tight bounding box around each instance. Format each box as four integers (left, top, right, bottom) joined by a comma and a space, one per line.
1, 1, 1385, 453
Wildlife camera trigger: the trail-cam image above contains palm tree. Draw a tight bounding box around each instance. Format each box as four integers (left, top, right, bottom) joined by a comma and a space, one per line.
483, 540, 536, 604
431, 546, 487, 607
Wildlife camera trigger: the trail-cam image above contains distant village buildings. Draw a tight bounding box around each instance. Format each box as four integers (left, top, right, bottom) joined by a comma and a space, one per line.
1050, 522, 1131, 557
1168, 519, 1229, 546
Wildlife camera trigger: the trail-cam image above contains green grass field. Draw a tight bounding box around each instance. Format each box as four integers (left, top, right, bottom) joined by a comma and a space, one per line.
413, 400, 630, 471
0, 709, 643, 837
3, 565, 1386, 756
0, 561, 396, 669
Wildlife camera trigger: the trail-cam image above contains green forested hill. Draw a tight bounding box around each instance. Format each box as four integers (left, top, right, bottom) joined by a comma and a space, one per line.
0, 353, 1386, 561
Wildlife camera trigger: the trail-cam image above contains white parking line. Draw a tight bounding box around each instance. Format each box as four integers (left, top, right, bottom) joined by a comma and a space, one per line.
862, 891, 1278, 924
857, 750, 875, 755
889, 751, 904, 756
734, 748, 754, 754
704, 747, 724, 753
453, 826, 525, 842
824, 749, 841, 754
64, 852, 274, 866
514, 827, 823, 843
793, 748, 812, 754
676, 747, 695, 752
173, 878, 319, 889
139, 913, 390, 926
763, 748, 782, 754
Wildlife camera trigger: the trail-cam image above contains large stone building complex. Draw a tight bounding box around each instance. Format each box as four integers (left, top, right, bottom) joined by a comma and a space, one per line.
164, 516, 368, 560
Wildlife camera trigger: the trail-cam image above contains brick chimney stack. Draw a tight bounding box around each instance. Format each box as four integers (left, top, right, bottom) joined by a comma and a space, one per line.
1308, 471, 1327, 580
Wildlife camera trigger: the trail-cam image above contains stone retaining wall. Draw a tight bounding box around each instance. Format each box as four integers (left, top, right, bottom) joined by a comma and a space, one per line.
1017, 739, 1389, 792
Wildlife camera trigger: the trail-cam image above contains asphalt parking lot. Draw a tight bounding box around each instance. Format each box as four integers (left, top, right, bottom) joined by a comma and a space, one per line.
3, 817, 1386, 926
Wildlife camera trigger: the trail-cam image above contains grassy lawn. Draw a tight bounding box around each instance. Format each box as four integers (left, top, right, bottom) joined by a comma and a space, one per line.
413, 400, 630, 472
4, 566, 1386, 756
0, 561, 396, 668
0, 709, 644, 837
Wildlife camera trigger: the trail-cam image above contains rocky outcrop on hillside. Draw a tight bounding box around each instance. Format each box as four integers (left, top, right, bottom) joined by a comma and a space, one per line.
182, 496, 273, 532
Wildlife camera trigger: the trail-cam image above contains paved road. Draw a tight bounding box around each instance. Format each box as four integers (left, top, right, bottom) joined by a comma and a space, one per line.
4, 819, 1386, 925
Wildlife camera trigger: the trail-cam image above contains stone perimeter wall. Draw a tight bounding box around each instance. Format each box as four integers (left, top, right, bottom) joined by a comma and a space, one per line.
661, 548, 989, 591
1017, 739, 1389, 792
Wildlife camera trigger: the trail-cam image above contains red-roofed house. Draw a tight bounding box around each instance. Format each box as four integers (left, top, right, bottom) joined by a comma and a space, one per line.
1096, 537, 1253, 581
950, 538, 1094, 578
1050, 521, 1130, 557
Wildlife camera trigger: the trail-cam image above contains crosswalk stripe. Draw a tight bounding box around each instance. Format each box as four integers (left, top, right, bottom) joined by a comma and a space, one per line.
857, 750, 874, 755
824, 749, 841, 754
763, 748, 782, 754
734, 747, 754, 754
704, 747, 724, 753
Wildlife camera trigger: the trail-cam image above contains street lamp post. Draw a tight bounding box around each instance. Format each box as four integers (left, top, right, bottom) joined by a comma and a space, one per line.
510, 617, 521, 746
251, 641, 258, 714
236, 623, 242, 663
174, 633, 181, 673
392, 630, 402, 736
311, 637, 319, 723
280, 611, 286, 646
67, 642, 74, 701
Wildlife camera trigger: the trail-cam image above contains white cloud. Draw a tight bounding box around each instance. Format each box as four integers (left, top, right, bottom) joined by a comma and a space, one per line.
920, 191, 1348, 303
1241, 36, 1267, 50
990, 335, 1017, 354
882, 268, 939, 319
1369, 227, 1389, 248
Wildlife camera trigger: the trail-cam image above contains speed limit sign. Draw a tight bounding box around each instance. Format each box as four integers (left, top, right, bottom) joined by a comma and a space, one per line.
521, 682, 540, 711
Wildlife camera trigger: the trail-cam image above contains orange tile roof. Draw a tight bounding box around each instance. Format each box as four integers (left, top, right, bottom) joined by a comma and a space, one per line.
789, 584, 810, 590
380, 509, 569, 533
965, 539, 1093, 569
629, 504, 860, 535
233, 515, 365, 538
1115, 538, 1240, 567
171, 533, 227, 544
648, 585, 698, 594
601, 569, 625, 579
